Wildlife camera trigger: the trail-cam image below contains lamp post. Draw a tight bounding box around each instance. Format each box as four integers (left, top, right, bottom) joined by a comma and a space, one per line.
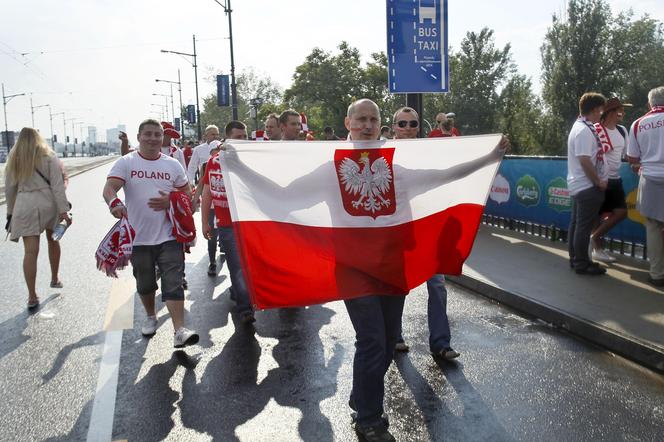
156, 74, 184, 134
212, 0, 238, 121
152, 93, 171, 122
51, 111, 64, 151
74, 121, 85, 156
161, 35, 202, 139
151, 104, 167, 121
2, 83, 26, 149
30, 98, 50, 129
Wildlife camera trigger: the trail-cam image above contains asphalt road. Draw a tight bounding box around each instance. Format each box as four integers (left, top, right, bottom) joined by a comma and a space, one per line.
0, 163, 663, 441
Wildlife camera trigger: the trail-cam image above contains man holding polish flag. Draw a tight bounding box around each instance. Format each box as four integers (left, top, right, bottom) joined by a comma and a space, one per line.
221, 98, 508, 439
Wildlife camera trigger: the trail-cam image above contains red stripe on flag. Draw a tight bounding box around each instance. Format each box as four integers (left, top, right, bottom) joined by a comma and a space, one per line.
234, 203, 485, 309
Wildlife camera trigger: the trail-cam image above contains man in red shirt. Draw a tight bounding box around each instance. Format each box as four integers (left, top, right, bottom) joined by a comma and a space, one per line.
200, 120, 255, 323
428, 113, 454, 138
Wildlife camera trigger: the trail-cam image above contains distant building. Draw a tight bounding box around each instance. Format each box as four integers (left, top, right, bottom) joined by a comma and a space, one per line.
87, 126, 98, 145
105, 124, 125, 152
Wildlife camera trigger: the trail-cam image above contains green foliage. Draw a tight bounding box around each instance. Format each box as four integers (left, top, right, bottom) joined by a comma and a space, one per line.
540, 0, 664, 152
200, 67, 283, 133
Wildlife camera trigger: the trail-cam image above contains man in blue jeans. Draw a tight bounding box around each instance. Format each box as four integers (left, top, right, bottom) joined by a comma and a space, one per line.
201, 121, 255, 323
342, 99, 404, 442
390, 106, 460, 361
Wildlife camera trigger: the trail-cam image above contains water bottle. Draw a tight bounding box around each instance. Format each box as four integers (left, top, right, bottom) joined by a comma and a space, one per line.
52, 214, 72, 241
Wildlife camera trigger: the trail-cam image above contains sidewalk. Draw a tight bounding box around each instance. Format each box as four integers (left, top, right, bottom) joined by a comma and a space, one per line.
0, 155, 116, 205
449, 224, 664, 373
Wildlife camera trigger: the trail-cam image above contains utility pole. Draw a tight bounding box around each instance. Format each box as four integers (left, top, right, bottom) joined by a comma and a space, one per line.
213, 0, 239, 120
161, 36, 202, 139
156, 74, 184, 133
2, 83, 26, 149
30, 98, 50, 130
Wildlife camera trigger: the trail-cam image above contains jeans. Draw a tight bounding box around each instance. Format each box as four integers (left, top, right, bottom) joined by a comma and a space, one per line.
345, 294, 405, 427
218, 226, 252, 315
569, 186, 605, 268
396, 274, 451, 352
427, 274, 451, 352
130, 240, 184, 301
207, 208, 219, 263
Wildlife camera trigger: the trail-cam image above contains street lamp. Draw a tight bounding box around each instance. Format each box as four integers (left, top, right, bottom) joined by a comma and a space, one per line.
65, 117, 79, 158
30, 98, 50, 129
74, 121, 85, 157
212, 0, 238, 121
161, 35, 202, 139
51, 111, 64, 150
151, 103, 167, 121
156, 73, 183, 133
2, 83, 26, 149
152, 93, 171, 121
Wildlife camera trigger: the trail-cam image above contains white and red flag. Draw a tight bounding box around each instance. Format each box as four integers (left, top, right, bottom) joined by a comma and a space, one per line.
221, 135, 504, 309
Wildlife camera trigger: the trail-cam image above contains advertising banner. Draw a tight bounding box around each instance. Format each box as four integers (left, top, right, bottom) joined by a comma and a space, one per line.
485, 158, 645, 244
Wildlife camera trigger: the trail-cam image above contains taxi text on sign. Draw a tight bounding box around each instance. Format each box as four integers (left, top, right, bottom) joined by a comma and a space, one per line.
387, 0, 449, 93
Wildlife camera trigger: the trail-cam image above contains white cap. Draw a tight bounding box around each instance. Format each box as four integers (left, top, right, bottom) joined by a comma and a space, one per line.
446, 112, 456, 118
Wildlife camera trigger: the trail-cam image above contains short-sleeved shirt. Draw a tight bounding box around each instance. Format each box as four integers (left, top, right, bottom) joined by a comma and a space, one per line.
567, 119, 608, 195
627, 109, 664, 178
202, 152, 232, 227
108, 151, 188, 246
161, 146, 187, 171
603, 126, 627, 179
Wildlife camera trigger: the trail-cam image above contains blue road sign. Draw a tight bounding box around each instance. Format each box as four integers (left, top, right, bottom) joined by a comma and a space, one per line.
386, 0, 449, 93
186, 105, 196, 124
217, 75, 230, 107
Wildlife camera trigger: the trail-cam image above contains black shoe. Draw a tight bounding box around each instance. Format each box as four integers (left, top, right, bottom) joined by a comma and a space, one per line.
432, 347, 460, 361
353, 421, 395, 442
575, 263, 606, 275
207, 262, 217, 276
648, 276, 664, 287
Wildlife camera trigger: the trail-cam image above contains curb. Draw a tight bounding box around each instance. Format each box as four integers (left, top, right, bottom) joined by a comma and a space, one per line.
0, 157, 116, 206
447, 274, 664, 374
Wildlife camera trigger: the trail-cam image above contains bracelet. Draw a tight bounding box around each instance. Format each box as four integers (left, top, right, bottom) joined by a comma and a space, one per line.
109, 198, 124, 211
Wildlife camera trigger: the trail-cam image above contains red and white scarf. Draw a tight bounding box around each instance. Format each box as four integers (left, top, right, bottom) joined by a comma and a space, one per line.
95, 217, 135, 278
593, 123, 614, 154
167, 191, 196, 244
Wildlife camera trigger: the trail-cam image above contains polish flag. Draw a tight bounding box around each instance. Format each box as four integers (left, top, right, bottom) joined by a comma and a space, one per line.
222, 135, 504, 309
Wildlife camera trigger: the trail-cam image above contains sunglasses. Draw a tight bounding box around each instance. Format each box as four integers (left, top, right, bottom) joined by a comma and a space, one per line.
396, 120, 419, 128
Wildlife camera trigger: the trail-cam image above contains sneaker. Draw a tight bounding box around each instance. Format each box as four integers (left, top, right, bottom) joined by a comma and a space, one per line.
241, 312, 256, 324
141, 315, 158, 336
432, 347, 460, 361
394, 341, 409, 352
575, 263, 606, 275
174, 327, 199, 348
592, 249, 616, 263
207, 262, 217, 276
353, 421, 395, 442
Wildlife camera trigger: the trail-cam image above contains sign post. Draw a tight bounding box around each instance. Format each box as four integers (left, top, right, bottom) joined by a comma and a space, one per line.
387, 0, 449, 136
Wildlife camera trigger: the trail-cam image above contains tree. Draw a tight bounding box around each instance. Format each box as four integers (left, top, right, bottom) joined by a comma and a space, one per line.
497, 75, 544, 155
199, 67, 283, 134
424, 28, 515, 135
540, 0, 664, 151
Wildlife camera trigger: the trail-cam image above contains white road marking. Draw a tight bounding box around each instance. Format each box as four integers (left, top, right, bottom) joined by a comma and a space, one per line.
87, 278, 136, 442
86, 330, 123, 442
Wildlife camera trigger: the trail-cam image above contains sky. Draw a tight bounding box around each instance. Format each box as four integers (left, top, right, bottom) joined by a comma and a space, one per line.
1, 0, 662, 144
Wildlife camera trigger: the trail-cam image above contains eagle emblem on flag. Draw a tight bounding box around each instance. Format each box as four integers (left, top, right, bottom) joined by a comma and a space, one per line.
334, 148, 396, 218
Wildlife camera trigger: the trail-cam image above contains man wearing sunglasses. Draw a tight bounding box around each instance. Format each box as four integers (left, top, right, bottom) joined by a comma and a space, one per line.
391, 106, 461, 361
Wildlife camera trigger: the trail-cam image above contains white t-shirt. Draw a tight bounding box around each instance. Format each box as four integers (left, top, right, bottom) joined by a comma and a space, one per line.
108, 151, 188, 246
187, 142, 215, 183
161, 145, 187, 171
628, 111, 664, 178
604, 126, 627, 179
567, 119, 608, 195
